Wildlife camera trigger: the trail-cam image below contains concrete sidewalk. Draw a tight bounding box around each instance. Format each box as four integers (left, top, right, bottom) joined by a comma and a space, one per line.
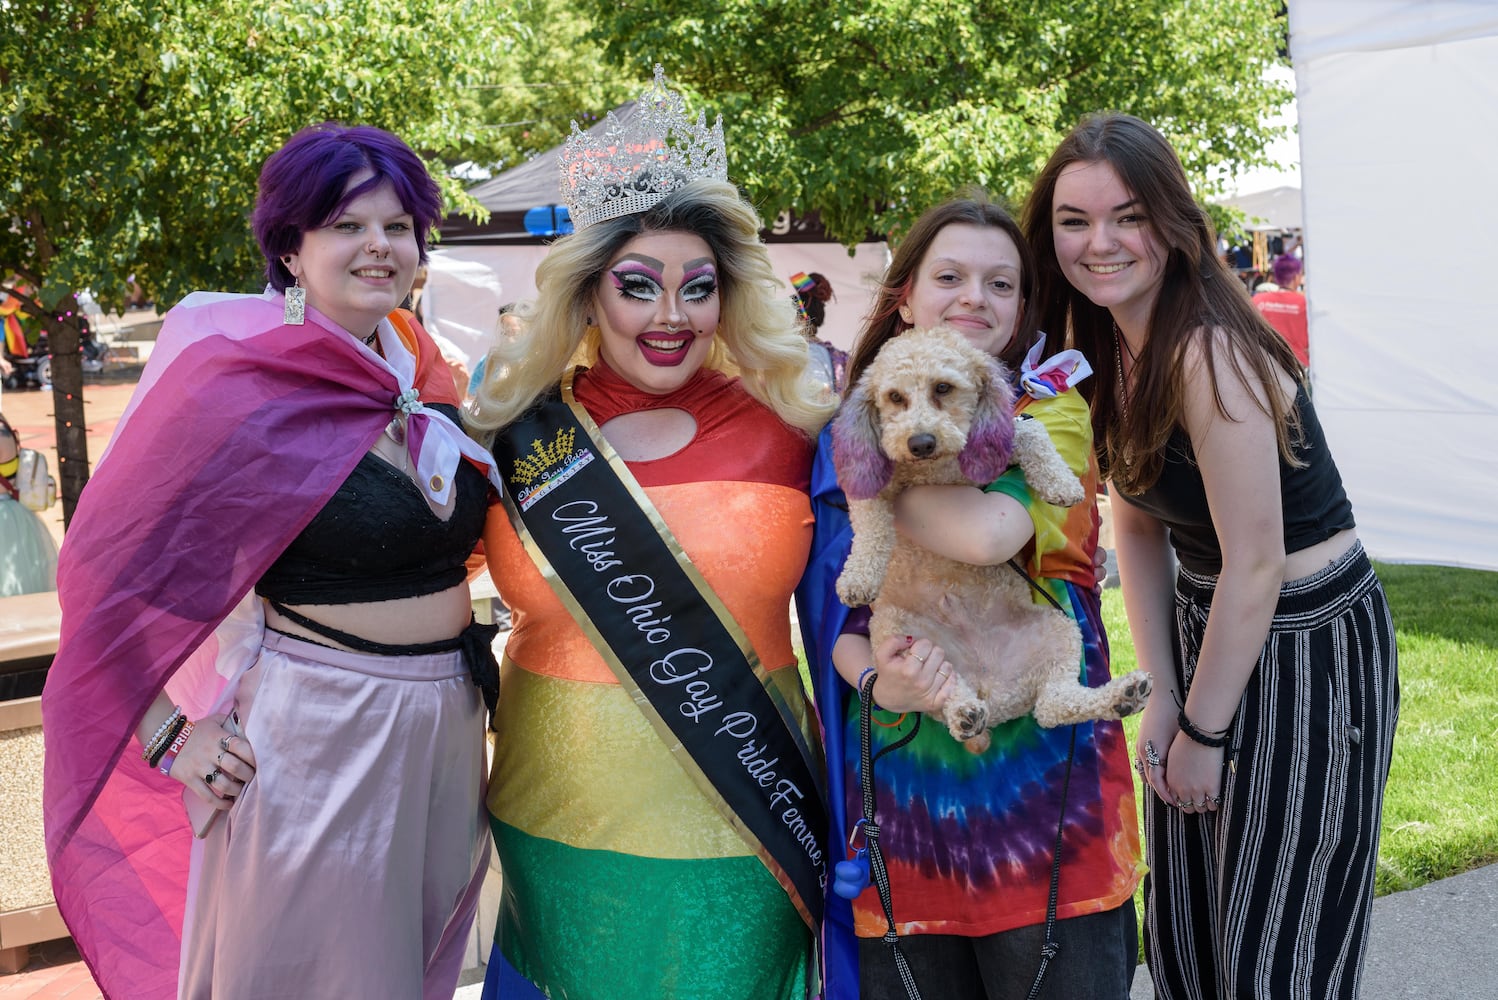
1128, 862, 1498, 999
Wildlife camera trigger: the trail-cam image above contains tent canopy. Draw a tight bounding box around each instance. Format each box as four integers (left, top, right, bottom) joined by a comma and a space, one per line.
439, 103, 640, 244
1216, 185, 1302, 232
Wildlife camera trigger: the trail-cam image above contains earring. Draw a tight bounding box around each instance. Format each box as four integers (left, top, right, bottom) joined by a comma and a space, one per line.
284, 275, 306, 326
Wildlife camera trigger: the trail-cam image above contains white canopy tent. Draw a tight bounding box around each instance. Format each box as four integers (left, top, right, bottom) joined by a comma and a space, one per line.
1292, 1, 1498, 570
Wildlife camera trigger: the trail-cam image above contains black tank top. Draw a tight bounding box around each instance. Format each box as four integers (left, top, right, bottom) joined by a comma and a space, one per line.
256, 404, 491, 604
1119, 384, 1355, 575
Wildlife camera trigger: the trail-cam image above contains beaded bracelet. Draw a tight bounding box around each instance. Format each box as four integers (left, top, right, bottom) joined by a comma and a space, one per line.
1177, 709, 1231, 748
857, 666, 877, 692
147, 714, 189, 768
141, 706, 184, 762
157, 719, 195, 776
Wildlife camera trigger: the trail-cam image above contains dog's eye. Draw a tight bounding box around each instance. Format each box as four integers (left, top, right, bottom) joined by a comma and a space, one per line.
934, 382, 953, 396
887, 390, 905, 406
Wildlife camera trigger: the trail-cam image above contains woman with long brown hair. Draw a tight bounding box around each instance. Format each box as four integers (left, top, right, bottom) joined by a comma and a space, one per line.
1024, 112, 1398, 999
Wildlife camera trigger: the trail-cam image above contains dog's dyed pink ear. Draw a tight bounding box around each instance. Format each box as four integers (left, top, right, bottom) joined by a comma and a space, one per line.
958, 356, 1017, 484
832, 384, 893, 499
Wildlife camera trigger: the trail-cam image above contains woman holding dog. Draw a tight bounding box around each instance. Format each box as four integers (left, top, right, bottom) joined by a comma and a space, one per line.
1023, 112, 1398, 999
465, 69, 836, 1000
802, 193, 1142, 1000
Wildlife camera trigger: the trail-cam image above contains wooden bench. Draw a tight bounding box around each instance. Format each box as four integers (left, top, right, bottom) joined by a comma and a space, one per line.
0, 591, 64, 973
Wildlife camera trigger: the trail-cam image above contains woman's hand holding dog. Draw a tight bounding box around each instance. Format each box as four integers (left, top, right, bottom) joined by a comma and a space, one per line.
869, 634, 956, 714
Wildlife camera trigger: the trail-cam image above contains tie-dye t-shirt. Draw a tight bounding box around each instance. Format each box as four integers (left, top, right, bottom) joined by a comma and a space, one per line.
845, 386, 1142, 937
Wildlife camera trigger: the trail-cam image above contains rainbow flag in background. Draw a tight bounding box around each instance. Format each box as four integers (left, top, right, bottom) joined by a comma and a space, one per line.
2, 295, 30, 357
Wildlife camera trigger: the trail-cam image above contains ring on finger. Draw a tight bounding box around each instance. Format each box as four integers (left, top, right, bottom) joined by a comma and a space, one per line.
1133, 759, 1145, 776
204, 768, 220, 786
1144, 741, 1162, 767
219, 735, 232, 752
216, 750, 225, 766
911, 652, 928, 663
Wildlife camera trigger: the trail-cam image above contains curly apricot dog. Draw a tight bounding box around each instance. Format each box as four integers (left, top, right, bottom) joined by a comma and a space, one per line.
834, 325, 1151, 751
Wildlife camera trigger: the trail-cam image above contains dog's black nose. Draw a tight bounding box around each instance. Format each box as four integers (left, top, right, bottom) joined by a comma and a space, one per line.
908, 433, 937, 458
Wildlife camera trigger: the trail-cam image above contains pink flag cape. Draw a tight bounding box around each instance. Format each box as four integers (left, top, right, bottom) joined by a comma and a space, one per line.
40, 291, 495, 999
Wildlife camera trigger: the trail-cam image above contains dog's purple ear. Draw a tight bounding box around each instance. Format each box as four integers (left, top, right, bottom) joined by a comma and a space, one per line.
832, 381, 893, 499
958, 355, 1018, 484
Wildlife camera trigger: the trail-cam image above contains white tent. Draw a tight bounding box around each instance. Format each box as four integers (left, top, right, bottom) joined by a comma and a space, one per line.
1292, 1, 1498, 570
1217, 185, 1302, 232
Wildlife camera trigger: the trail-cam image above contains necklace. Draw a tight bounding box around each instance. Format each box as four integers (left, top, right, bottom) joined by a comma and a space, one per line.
1113, 323, 1131, 420
363, 329, 379, 347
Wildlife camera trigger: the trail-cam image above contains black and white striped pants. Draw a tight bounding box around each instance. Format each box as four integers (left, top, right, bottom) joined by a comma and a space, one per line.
1144, 541, 1399, 999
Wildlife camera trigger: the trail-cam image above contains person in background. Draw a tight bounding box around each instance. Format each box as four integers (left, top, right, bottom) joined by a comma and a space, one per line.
43, 123, 502, 1000
802, 192, 1141, 1000
1252, 253, 1309, 368
791, 270, 848, 394
466, 68, 836, 1000
467, 301, 525, 397
0, 413, 59, 596
1024, 111, 1397, 1000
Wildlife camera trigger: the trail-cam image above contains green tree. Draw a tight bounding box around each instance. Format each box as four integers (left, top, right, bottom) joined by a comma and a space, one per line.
446, 0, 636, 173
580, 0, 1292, 243
1, 0, 515, 522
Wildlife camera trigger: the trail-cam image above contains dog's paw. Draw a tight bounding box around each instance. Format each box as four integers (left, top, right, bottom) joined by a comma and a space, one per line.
1047, 476, 1086, 508
1111, 671, 1152, 718
947, 699, 990, 744
836, 574, 879, 607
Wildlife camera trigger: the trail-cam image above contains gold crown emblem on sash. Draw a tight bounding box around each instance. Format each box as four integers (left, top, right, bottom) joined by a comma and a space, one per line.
511, 427, 579, 487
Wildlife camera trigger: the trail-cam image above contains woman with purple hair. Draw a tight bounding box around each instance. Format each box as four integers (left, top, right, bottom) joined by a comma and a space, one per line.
43, 123, 503, 1000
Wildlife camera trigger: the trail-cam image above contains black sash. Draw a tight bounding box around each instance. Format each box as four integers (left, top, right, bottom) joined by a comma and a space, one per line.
493, 370, 827, 929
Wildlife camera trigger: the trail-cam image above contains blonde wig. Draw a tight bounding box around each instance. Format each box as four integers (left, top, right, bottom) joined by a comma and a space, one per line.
467, 179, 834, 444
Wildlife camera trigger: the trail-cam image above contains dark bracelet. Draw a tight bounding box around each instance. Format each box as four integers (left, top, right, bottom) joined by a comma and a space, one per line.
1177, 709, 1231, 748
147, 713, 189, 768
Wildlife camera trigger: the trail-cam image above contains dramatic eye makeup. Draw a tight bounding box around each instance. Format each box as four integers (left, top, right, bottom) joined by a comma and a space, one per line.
610, 263, 665, 302
680, 261, 718, 303
607, 254, 718, 305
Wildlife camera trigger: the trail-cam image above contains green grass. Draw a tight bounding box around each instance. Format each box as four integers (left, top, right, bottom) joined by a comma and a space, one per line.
1103, 561, 1498, 898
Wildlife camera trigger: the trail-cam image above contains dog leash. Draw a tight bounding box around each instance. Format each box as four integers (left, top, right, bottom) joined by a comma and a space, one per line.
1007, 558, 1079, 1000
839, 670, 924, 999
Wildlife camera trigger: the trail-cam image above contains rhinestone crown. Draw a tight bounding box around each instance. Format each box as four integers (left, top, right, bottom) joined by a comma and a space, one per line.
559, 65, 728, 231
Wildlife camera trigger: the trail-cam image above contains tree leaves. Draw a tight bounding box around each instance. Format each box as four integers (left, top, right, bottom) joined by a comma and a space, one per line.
2, 0, 519, 312
578, 0, 1291, 243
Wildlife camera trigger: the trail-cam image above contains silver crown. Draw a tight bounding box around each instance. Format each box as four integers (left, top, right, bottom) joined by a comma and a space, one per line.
559, 65, 728, 231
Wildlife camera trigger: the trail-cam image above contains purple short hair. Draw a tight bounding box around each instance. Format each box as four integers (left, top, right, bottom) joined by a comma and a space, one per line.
252, 123, 442, 291
1272, 253, 1302, 287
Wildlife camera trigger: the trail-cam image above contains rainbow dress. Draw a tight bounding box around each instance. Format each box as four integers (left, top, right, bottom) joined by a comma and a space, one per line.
481, 360, 819, 999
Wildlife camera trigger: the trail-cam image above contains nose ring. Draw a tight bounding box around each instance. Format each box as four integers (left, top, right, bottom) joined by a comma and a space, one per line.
665, 323, 681, 334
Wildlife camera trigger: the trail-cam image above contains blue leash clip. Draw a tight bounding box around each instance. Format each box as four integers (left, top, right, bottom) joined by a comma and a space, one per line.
833, 819, 871, 899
